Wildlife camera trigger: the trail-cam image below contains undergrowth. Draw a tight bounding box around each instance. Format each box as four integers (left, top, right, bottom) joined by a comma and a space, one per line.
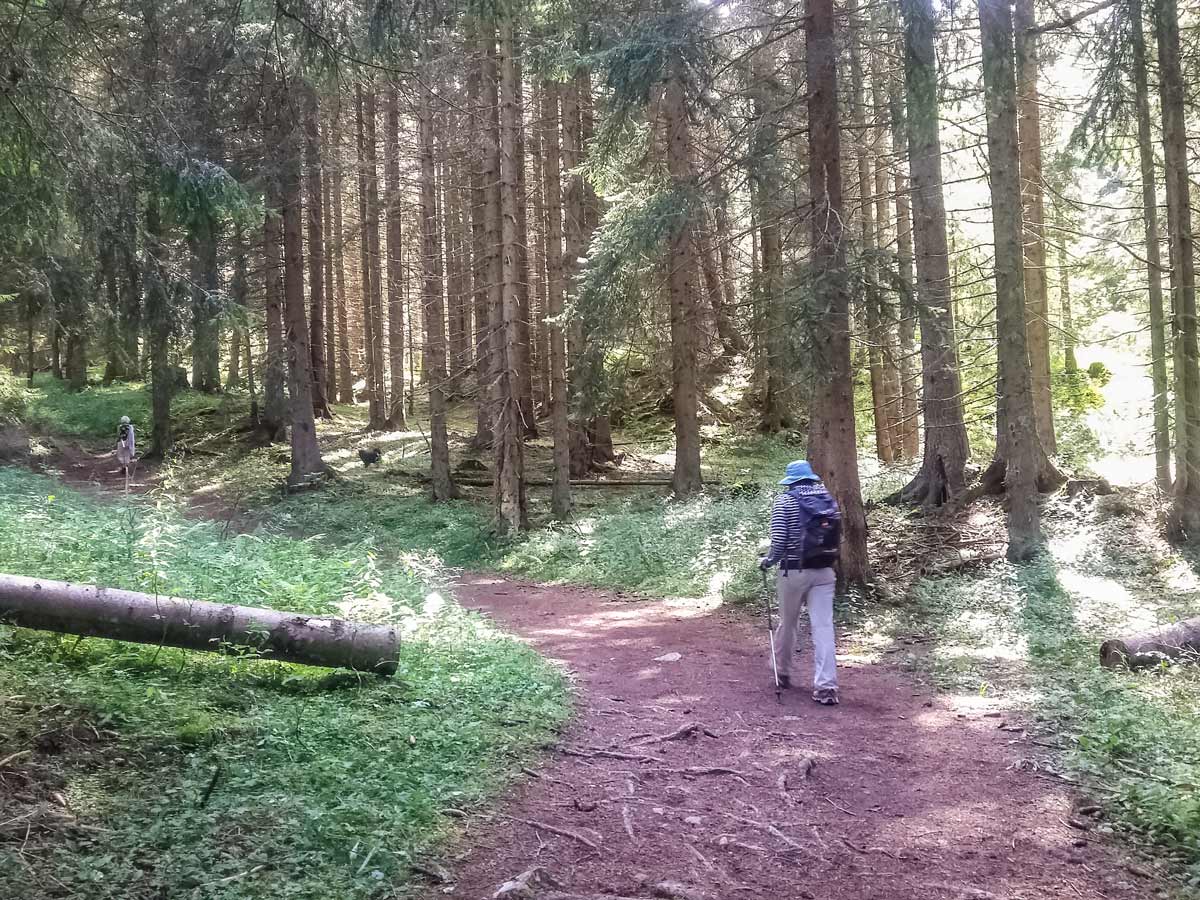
0, 467, 569, 900
861, 499, 1200, 891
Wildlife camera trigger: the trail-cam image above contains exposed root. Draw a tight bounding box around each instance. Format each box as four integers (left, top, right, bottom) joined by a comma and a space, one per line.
502, 816, 601, 852
560, 746, 666, 764
635, 722, 718, 745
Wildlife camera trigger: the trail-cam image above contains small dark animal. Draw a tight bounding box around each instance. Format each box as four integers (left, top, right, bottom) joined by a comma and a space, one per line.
359, 447, 384, 467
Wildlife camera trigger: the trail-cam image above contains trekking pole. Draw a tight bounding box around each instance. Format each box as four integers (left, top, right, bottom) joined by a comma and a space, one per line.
762, 569, 782, 703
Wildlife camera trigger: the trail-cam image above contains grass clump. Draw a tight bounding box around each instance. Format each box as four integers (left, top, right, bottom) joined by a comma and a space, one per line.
0, 467, 569, 900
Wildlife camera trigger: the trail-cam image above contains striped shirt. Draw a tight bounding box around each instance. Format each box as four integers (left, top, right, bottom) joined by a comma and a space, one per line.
764, 483, 836, 568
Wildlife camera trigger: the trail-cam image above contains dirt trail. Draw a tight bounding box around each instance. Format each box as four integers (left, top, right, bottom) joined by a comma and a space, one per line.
449, 576, 1153, 900
17, 440, 1161, 900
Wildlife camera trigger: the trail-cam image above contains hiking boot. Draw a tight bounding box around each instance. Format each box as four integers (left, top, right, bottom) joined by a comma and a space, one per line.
776, 674, 791, 690
812, 688, 839, 706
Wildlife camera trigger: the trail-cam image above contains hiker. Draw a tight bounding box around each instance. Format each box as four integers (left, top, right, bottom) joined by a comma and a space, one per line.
116, 416, 136, 474
759, 460, 842, 706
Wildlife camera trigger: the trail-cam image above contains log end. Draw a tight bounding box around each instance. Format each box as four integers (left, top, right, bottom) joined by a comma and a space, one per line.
1099, 639, 1129, 669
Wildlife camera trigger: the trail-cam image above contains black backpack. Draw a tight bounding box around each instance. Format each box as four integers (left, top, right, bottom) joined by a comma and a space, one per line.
118, 423, 132, 445
793, 489, 842, 568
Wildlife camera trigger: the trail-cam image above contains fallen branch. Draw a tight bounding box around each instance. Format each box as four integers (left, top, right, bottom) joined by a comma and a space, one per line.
503, 816, 601, 852
0, 750, 32, 769
560, 746, 665, 764
922, 883, 1000, 900
635, 722, 718, 745
622, 805, 636, 843
645, 766, 752, 780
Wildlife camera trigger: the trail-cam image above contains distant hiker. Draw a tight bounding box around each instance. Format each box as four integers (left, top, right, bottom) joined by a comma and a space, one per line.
759, 460, 842, 706
116, 416, 136, 473
359, 447, 383, 467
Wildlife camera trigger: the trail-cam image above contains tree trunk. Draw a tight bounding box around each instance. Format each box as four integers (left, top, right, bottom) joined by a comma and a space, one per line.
0, 573, 398, 675
443, 150, 468, 399
1056, 217, 1078, 374
751, 43, 791, 433
304, 85, 332, 420
227, 222, 247, 389
1131, 0, 1170, 493
850, 14, 893, 464
1158, 0, 1200, 537
101, 238, 121, 385
514, 49, 537, 439
279, 75, 328, 487
385, 85, 407, 429
1014, 0, 1055, 455
542, 82, 572, 519
806, 0, 871, 585
468, 28, 495, 449
117, 219, 142, 381
145, 188, 173, 456
1100, 616, 1200, 669
262, 189, 289, 442
889, 31, 920, 461
420, 68, 459, 501
322, 122, 338, 405
980, 0, 1043, 561
364, 86, 389, 429
356, 83, 379, 419
494, 16, 529, 532
190, 224, 221, 394
332, 129, 354, 405
663, 51, 703, 497
899, 0, 971, 507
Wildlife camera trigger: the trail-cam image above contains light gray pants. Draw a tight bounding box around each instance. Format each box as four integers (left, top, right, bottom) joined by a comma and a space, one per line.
773, 567, 838, 690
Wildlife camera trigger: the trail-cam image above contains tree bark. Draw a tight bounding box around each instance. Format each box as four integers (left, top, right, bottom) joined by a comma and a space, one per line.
364, 86, 389, 429
1158, 0, 1200, 537
1014, 0, 1056, 455
899, 0, 971, 506
262, 205, 289, 443
806, 0, 871, 585
190, 224, 221, 394
278, 74, 328, 487
228, 222, 247, 389
1056, 216, 1078, 375
494, 16, 529, 532
664, 50, 703, 498
980, 0, 1044, 561
0, 573, 398, 675
322, 119, 338, 404
420, 66, 459, 501
889, 27, 920, 461
514, 49, 537, 439
751, 43, 791, 433
444, 149, 469, 399
356, 83, 380, 420
468, 28, 495, 448
1130, 0, 1170, 492
303, 84, 332, 420
385, 85, 407, 429
850, 13, 894, 463
542, 81, 572, 520
145, 188, 173, 455
332, 125, 354, 405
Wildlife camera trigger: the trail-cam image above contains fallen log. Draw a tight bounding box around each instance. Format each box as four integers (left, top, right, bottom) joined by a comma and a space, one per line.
1100, 616, 1200, 669
0, 574, 398, 675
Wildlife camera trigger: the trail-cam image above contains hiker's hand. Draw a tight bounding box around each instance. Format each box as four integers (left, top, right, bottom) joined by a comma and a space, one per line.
759, 557, 771, 572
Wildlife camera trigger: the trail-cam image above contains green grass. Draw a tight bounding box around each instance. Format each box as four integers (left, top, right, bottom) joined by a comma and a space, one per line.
860, 503, 1200, 890
0, 467, 569, 900
19, 372, 248, 445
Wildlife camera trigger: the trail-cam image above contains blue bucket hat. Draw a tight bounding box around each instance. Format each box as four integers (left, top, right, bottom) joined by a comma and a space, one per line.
779, 460, 819, 486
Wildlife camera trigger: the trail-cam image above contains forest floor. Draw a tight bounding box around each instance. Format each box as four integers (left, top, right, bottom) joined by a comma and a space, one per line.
9, 430, 1184, 900
445, 575, 1154, 900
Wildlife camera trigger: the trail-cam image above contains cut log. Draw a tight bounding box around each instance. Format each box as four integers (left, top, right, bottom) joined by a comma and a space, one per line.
0, 574, 398, 675
1100, 616, 1200, 669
